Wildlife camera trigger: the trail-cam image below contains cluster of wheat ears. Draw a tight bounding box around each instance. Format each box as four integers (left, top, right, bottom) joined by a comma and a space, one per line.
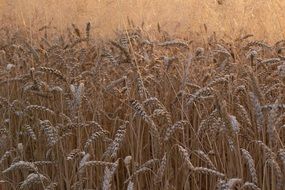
0, 22, 285, 190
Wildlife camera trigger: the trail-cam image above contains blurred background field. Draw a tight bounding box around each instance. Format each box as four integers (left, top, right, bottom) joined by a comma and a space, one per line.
1, 0, 285, 41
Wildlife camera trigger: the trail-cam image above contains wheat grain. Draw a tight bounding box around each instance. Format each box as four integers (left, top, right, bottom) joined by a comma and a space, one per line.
2, 161, 38, 173
102, 159, 119, 190
241, 148, 258, 184
103, 122, 128, 159
177, 145, 194, 170
20, 173, 48, 189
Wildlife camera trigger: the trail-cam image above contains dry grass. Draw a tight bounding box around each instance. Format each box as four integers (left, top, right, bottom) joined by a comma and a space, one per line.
1, 1, 285, 189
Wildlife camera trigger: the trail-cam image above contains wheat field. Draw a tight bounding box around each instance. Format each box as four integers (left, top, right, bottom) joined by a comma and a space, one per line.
1, 1, 285, 190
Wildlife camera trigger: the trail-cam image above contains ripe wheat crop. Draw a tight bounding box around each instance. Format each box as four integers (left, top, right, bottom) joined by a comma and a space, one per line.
0, 20, 285, 190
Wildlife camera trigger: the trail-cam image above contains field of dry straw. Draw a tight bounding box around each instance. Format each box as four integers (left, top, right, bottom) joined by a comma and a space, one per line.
1, 0, 285, 190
